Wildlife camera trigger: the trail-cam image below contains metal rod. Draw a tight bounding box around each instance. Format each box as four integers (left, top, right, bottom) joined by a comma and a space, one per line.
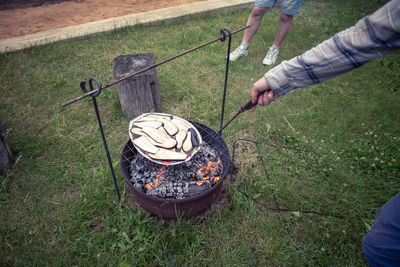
62, 25, 251, 107
219, 28, 232, 132
207, 99, 256, 145
92, 96, 121, 201
81, 78, 121, 202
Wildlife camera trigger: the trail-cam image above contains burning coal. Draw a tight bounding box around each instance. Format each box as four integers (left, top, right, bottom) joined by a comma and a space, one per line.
129, 144, 223, 199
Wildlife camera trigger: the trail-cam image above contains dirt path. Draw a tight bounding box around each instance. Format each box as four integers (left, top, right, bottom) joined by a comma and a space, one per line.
0, 0, 205, 39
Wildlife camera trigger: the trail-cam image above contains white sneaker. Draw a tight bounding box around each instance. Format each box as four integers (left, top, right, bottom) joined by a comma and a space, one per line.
229, 45, 248, 61
262, 46, 279, 65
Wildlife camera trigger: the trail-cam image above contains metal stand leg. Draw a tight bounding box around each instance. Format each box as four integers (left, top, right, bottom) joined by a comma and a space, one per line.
81, 78, 121, 201
219, 28, 232, 133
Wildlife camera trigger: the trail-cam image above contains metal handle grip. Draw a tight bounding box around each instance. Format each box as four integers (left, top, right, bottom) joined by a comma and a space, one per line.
240, 100, 257, 112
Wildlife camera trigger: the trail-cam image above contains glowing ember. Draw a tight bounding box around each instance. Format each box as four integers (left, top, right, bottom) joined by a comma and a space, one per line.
146, 158, 223, 188
195, 158, 222, 186
145, 167, 167, 190
129, 143, 225, 199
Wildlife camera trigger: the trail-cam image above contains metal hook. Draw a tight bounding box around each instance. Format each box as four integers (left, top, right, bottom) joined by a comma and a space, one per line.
80, 77, 102, 97
219, 28, 232, 42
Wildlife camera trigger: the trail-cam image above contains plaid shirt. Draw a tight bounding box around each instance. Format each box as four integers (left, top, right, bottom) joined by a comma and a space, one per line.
265, 0, 400, 96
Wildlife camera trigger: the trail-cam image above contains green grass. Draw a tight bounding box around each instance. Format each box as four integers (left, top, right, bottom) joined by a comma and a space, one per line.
1, 0, 399, 265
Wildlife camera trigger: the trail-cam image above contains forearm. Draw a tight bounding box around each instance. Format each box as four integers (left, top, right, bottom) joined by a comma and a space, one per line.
265, 0, 400, 96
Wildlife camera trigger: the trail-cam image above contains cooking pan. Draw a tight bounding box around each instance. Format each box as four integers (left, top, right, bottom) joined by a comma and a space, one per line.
129, 100, 256, 166
129, 112, 203, 166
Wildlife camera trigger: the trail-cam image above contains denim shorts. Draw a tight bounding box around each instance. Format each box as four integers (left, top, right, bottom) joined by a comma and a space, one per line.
254, 0, 303, 15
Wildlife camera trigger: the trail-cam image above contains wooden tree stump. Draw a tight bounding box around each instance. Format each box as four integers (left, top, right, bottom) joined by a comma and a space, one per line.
0, 120, 14, 174
113, 53, 162, 117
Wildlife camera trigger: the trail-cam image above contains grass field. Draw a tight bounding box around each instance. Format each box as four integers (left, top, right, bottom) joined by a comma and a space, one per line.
1, 0, 399, 265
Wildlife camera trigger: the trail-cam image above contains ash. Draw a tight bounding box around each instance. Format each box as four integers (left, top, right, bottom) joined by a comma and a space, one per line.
129, 144, 223, 199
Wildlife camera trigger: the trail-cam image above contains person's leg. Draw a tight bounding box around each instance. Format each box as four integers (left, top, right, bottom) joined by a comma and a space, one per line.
362, 192, 400, 266
229, 0, 276, 61
273, 12, 293, 47
242, 6, 269, 43
262, 0, 303, 65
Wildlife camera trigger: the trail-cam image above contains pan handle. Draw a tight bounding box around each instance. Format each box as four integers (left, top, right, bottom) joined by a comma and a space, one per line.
240, 99, 257, 112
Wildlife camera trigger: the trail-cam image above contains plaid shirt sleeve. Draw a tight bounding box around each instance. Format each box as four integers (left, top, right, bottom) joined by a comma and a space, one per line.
265, 0, 400, 96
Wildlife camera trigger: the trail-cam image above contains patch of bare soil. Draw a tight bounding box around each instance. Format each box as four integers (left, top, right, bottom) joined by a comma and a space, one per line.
0, 0, 205, 39
0, 0, 69, 10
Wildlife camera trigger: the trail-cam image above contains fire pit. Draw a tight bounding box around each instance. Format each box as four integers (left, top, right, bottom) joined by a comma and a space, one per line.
120, 121, 230, 219
62, 26, 250, 208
